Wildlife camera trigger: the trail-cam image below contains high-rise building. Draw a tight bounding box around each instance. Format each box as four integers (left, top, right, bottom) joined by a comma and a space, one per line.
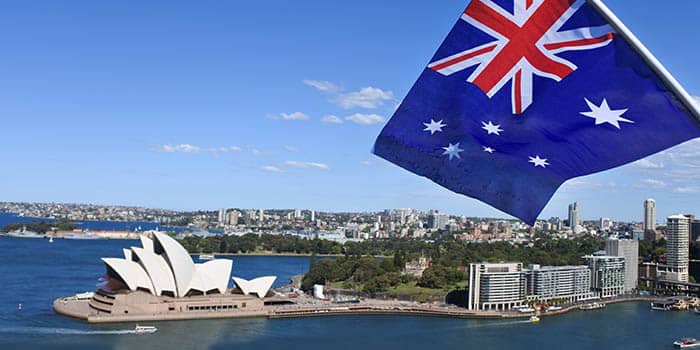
468, 262, 526, 311
643, 198, 656, 235
310, 210, 315, 222
228, 210, 240, 226
692, 220, 700, 242
427, 210, 449, 230
218, 208, 226, 224
526, 265, 593, 303
583, 254, 625, 298
685, 214, 696, 243
605, 238, 639, 292
657, 215, 689, 283
258, 209, 264, 222
568, 202, 579, 230
294, 209, 302, 219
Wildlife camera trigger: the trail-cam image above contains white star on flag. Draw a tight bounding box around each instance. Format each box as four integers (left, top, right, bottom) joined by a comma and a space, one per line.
483, 146, 495, 153
482, 121, 503, 135
529, 155, 549, 168
580, 98, 634, 129
423, 119, 447, 134
442, 143, 464, 160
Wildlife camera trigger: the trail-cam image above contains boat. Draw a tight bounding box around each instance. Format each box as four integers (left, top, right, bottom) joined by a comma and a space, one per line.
6, 227, 43, 238
580, 302, 606, 310
49, 236, 54, 243
529, 316, 540, 323
547, 306, 563, 311
64, 232, 106, 240
674, 338, 700, 348
517, 307, 536, 313
134, 325, 158, 334
199, 254, 215, 260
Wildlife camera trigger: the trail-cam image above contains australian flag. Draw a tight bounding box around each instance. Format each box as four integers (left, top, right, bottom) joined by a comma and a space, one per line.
373, 0, 700, 225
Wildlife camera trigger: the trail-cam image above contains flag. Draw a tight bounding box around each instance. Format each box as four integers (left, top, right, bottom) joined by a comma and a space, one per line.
373, 0, 700, 225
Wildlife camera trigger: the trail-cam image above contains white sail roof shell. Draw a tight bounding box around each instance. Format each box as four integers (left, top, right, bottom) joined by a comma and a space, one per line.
102, 257, 154, 294
131, 247, 177, 296
153, 231, 195, 297
232, 276, 276, 298
139, 235, 154, 252
122, 248, 132, 261
188, 260, 232, 295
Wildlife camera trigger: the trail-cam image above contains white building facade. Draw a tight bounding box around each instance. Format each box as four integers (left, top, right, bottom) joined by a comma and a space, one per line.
583, 254, 625, 298
526, 265, 594, 303
468, 262, 526, 311
657, 214, 689, 283
605, 238, 639, 292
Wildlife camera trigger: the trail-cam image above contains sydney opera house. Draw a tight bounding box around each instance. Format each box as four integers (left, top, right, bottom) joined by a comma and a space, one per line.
54, 232, 289, 323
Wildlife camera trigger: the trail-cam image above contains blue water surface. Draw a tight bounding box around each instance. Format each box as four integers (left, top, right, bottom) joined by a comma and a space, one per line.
0, 236, 698, 350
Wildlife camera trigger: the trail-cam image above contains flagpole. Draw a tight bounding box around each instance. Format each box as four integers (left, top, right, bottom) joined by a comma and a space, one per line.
587, 0, 700, 124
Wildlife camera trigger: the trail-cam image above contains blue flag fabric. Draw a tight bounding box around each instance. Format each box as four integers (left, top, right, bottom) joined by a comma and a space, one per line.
373, 0, 700, 224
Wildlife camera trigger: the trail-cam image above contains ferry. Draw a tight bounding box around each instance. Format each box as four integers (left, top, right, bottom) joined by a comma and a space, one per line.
529, 316, 540, 323
673, 338, 700, 348
134, 325, 158, 334
580, 302, 606, 310
198, 254, 215, 260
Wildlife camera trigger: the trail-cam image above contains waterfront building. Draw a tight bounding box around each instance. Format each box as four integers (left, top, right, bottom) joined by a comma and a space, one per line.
656, 214, 689, 283
568, 202, 580, 232
583, 254, 625, 298
605, 238, 639, 292
468, 262, 526, 311
525, 265, 593, 303
644, 199, 656, 238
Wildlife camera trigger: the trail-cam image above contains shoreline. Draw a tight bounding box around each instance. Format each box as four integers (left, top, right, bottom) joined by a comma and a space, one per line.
54, 294, 660, 323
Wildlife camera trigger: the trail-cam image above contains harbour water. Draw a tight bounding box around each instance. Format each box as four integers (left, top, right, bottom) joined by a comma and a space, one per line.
0, 236, 698, 349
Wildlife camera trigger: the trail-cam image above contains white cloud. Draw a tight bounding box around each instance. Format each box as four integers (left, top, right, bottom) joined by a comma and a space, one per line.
266, 112, 310, 121
673, 186, 700, 194
151, 144, 244, 154
633, 158, 664, 169
346, 113, 385, 126
283, 145, 300, 152
635, 178, 667, 189
250, 148, 263, 156
303, 80, 340, 93
304, 79, 394, 110
284, 160, 330, 170
336, 87, 394, 109
321, 115, 343, 124
260, 165, 283, 173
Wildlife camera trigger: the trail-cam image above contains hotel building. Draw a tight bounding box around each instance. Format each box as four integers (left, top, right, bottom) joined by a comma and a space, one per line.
583, 254, 625, 298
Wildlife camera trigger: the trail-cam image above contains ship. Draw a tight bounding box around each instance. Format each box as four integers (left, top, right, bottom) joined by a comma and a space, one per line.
674, 338, 700, 348
5, 227, 43, 239
580, 302, 606, 310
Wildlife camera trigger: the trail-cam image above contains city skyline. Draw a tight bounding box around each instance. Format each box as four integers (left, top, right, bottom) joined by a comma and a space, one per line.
0, 1, 699, 222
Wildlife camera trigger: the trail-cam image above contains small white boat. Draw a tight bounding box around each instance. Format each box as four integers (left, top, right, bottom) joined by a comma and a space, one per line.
529, 315, 540, 323
49, 237, 54, 243
199, 254, 215, 260
134, 325, 158, 334
674, 338, 700, 348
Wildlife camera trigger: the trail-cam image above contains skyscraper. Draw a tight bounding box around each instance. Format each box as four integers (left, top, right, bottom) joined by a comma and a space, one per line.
310, 210, 315, 222
657, 214, 689, 283
568, 202, 579, 230
258, 209, 265, 222
643, 199, 656, 236
218, 208, 226, 224
605, 238, 639, 293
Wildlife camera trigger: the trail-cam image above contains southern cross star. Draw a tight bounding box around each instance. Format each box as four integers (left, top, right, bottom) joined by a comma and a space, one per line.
529, 155, 549, 168
483, 146, 495, 153
481, 121, 503, 135
423, 119, 447, 134
442, 143, 464, 160
580, 98, 634, 129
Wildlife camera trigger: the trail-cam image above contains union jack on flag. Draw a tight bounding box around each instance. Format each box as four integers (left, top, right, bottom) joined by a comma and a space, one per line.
428, 0, 614, 114
374, 0, 700, 224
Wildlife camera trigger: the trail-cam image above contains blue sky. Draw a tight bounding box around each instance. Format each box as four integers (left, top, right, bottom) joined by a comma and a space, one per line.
0, 0, 698, 223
